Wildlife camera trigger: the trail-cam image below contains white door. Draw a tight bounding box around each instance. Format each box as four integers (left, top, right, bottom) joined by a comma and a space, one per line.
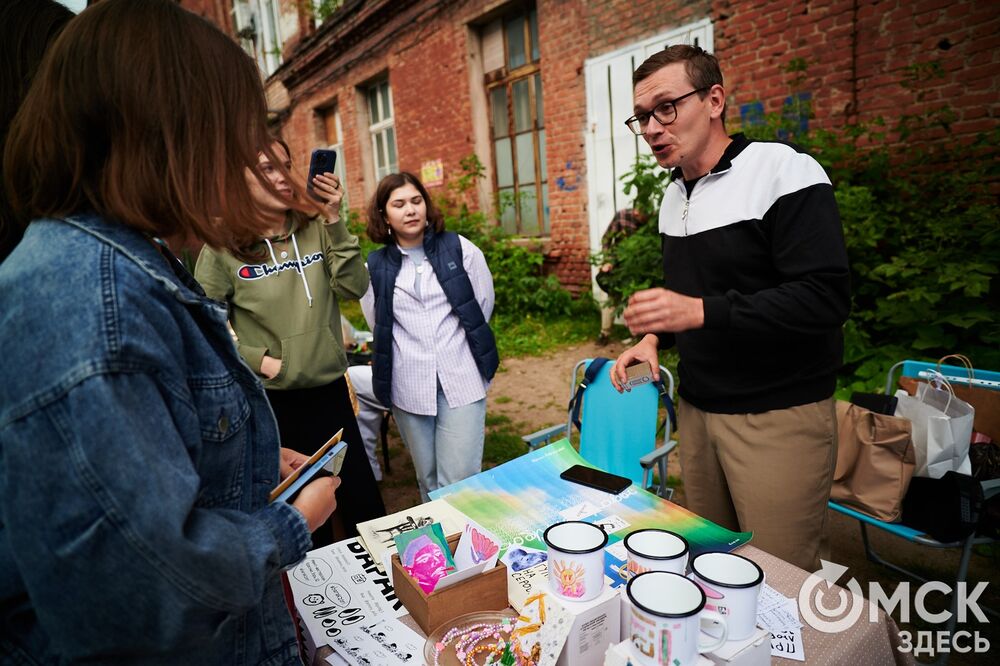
583, 19, 714, 294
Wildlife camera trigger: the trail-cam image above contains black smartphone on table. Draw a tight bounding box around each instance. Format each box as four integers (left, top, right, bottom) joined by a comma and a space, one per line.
306, 149, 337, 201
559, 464, 631, 494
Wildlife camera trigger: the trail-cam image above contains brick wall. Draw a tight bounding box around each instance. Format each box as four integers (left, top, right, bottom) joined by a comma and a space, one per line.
196, 0, 999, 292
537, 0, 589, 289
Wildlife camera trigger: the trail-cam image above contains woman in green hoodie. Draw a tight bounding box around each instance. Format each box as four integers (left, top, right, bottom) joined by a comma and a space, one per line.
195, 139, 385, 545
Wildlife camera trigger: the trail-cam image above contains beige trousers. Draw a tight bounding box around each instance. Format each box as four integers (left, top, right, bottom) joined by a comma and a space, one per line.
677, 396, 837, 572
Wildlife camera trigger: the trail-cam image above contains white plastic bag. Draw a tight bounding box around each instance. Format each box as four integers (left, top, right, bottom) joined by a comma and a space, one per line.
894, 380, 974, 479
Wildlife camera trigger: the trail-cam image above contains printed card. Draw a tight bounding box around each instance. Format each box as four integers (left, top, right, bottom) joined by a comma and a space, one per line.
393, 523, 456, 594
770, 628, 805, 662
453, 520, 502, 570
501, 544, 548, 573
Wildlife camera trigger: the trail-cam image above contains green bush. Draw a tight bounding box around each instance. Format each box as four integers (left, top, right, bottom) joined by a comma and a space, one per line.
589, 156, 669, 315
600, 66, 1000, 392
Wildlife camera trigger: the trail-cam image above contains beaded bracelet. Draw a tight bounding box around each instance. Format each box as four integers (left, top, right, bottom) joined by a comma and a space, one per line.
434, 620, 514, 666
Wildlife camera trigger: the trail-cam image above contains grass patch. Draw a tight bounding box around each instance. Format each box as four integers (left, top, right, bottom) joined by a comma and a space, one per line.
484, 412, 528, 464
494, 395, 513, 404
494, 311, 600, 358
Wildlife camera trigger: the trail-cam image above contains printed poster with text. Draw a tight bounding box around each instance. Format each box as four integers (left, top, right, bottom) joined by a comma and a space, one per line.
430, 438, 750, 566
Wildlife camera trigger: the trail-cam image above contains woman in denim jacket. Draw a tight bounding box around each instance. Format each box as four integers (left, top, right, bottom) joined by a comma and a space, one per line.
0, 1, 337, 663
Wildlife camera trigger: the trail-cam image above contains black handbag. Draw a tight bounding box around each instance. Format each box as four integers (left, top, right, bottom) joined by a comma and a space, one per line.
900, 471, 984, 543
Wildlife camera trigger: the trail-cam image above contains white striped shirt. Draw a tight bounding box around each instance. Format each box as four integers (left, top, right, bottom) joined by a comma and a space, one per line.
362, 235, 495, 415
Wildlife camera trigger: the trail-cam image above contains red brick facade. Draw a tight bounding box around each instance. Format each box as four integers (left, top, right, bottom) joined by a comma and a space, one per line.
191, 0, 999, 291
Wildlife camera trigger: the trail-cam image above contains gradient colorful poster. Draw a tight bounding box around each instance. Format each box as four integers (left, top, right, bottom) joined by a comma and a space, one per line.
430, 439, 750, 569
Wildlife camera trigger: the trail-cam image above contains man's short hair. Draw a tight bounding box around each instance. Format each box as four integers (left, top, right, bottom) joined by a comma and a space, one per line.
633, 45, 726, 122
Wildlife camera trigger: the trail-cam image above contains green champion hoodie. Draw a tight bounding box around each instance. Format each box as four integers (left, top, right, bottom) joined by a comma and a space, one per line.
194, 213, 369, 390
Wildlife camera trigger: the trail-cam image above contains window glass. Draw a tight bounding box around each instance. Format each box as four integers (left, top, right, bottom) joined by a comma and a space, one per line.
386, 127, 397, 171
499, 187, 517, 234
369, 88, 380, 124
515, 133, 535, 185
512, 78, 532, 133
380, 83, 391, 122
519, 185, 538, 235
490, 87, 509, 138
375, 133, 385, 170
505, 15, 526, 70
494, 138, 513, 188
534, 73, 544, 128
529, 9, 540, 62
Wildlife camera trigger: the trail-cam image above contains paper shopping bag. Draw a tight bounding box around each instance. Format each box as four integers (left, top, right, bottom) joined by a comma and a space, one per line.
831, 400, 915, 521
895, 382, 974, 479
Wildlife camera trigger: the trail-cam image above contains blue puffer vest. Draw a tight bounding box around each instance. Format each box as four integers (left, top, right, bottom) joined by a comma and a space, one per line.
367, 230, 499, 407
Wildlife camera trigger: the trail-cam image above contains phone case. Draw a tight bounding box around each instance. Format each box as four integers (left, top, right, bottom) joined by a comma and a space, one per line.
306, 149, 337, 199
269, 430, 344, 503
559, 465, 630, 494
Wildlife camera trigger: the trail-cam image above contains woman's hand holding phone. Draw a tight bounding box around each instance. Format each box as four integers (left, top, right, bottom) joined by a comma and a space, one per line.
292, 476, 340, 532
311, 172, 343, 220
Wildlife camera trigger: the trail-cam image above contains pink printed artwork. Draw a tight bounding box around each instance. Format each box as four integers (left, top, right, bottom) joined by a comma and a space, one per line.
552, 559, 586, 598
402, 535, 450, 594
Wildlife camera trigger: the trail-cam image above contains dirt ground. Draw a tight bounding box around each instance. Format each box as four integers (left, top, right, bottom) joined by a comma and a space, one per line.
373, 337, 999, 664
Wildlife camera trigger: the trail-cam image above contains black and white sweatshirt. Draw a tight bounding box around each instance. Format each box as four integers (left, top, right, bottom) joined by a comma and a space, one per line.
657, 133, 851, 414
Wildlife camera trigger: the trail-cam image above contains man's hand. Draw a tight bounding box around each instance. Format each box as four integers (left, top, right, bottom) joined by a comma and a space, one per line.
311, 172, 343, 220
292, 476, 341, 532
610, 334, 661, 392
260, 354, 281, 379
279, 447, 308, 480
623, 288, 704, 335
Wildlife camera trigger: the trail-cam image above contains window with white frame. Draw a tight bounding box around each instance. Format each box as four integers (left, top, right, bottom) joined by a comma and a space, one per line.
482, 5, 548, 236
319, 106, 349, 208
367, 80, 398, 181
256, 0, 282, 76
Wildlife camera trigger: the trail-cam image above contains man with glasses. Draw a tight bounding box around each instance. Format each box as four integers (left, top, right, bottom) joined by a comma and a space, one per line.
610, 45, 850, 572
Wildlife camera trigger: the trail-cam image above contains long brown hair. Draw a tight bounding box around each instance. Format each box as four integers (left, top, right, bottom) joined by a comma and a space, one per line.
3, 0, 282, 255
0, 0, 73, 261
365, 172, 444, 244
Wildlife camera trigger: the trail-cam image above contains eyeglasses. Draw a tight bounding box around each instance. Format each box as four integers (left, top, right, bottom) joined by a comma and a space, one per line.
624, 88, 709, 135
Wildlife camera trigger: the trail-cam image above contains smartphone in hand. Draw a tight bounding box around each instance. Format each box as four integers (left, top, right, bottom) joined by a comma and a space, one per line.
270, 430, 346, 503
306, 149, 337, 201
559, 464, 631, 494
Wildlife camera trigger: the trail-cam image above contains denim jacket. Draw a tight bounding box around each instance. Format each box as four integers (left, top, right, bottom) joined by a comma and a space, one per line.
0, 215, 312, 665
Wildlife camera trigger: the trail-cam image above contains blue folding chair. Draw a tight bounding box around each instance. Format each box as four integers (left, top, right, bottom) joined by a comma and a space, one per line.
829, 359, 1000, 663
521, 358, 677, 499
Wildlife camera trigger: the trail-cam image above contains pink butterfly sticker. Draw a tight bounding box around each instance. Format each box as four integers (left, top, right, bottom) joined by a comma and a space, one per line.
470, 527, 499, 563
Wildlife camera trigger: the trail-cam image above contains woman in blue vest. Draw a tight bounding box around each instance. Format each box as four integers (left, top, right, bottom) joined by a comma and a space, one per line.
362, 172, 498, 501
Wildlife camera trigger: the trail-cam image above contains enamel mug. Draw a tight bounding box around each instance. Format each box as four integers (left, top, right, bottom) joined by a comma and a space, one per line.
543, 521, 608, 602
689, 551, 765, 641
627, 571, 728, 666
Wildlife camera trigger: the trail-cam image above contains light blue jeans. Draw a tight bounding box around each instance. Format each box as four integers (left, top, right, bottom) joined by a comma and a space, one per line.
392, 384, 486, 501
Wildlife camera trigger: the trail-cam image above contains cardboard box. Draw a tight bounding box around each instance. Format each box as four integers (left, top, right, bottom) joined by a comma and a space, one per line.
390, 533, 508, 635
554, 582, 621, 666
706, 627, 771, 666
604, 639, 713, 666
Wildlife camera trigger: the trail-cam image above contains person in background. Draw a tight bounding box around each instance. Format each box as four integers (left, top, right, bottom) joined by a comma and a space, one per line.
0, 1, 337, 662
0, 0, 73, 262
362, 172, 498, 501
346, 364, 387, 482
611, 45, 850, 571
595, 208, 649, 345
195, 138, 385, 545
